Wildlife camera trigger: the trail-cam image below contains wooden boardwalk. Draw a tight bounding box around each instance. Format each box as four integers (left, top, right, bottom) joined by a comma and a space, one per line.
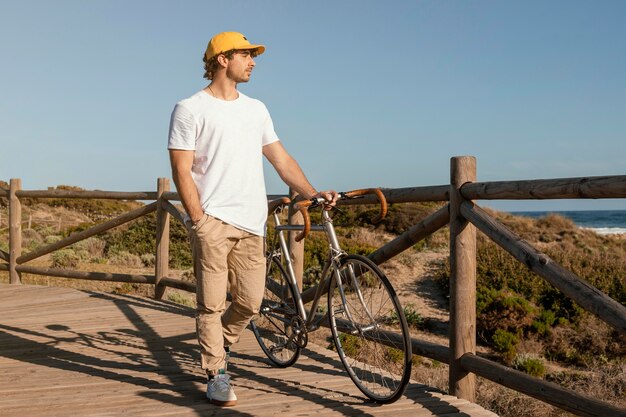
0, 284, 498, 416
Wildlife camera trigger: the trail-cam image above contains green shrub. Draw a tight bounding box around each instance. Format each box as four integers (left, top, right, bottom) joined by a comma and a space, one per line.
51, 249, 80, 269
109, 251, 143, 268
45, 235, 62, 244
336, 333, 364, 358
389, 303, 424, 329
385, 346, 405, 363
167, 292, 194, 307
75, 237, 105, 258
512, 353, 546, 378
35, 225, 58, 238
140, 253, 155, 267
531, 310, 557, 336
492, 329, 519, 361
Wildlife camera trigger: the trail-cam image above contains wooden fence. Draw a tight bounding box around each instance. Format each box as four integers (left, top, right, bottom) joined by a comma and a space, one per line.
1, 156, 625, 417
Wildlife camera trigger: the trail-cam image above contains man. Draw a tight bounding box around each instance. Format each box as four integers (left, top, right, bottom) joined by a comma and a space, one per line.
167, 32, 337, 407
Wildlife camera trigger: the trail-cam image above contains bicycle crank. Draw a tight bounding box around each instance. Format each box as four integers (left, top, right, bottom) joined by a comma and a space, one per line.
289, 316, 308, 349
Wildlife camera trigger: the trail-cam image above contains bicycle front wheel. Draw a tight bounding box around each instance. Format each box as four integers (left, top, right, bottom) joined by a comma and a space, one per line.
250, 256, 302, 367
328, 254, 412, 403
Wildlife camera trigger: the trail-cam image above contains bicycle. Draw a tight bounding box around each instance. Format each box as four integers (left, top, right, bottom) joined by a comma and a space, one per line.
250, 189, 412, 404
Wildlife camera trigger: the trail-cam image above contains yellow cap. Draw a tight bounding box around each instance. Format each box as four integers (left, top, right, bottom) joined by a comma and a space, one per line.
204, 32, 266, 61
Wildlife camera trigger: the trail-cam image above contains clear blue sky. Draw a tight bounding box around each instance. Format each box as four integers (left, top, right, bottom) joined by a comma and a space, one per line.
1, 0, 625, 211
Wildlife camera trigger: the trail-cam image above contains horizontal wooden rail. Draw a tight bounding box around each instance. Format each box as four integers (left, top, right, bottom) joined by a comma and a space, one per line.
377, 185, 449, 204
160, 191, 180, 201
17, 202, 158, 264
461, 175, 626, 200
460, 353, 626, 417
160, 277, 196, 292
168, 185, 450, 206
461, 201, 626, 335
334, 185, 449, 204
0, 189, 7, 198
16, 265, 155, 284
0, 263, 8, 271
369, 204, 449, 265
0, 249, 8, 262
16, 190, 158, 200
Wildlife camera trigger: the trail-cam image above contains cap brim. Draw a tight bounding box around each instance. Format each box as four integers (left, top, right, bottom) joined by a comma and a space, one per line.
235, 44, 265, 56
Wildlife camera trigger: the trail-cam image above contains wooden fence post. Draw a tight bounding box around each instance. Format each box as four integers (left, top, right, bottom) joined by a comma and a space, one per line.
155, 178, 170, 300
9, 179, 22, 284
449, 156, 477, 401
287, 187, 304, 290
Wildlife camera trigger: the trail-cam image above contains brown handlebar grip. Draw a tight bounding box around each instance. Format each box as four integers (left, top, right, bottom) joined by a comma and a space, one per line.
344, 188, 388, 224
267, 196, 291, 213
293, 201, 312, 242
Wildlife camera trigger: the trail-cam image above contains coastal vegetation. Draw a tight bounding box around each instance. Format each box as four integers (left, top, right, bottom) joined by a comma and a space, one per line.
0, 187, 623, 416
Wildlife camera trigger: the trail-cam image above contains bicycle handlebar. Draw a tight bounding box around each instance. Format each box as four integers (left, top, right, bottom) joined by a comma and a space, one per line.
341, 188, 388, 224
267, 196, 291, 214
293, 188, 387, 242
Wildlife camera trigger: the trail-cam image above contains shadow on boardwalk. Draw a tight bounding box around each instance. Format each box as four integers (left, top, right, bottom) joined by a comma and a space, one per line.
0, 284, 494, 416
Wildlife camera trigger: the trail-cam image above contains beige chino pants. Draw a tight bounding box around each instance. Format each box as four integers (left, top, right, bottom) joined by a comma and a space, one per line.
189, 214, 266, 375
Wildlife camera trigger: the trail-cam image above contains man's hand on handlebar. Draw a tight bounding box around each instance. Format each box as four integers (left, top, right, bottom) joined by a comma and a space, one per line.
311, 190, 339, 209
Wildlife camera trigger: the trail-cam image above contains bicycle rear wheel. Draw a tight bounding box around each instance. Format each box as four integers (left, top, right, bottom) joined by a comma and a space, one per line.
250, 256, 302, 367
328, 254, 412, 403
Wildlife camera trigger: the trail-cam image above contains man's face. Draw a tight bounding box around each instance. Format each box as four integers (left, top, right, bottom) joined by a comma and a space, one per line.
224, 50, 256, 83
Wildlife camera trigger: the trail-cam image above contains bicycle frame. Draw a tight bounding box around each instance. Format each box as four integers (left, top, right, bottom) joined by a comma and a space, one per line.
268, 210, 374, 332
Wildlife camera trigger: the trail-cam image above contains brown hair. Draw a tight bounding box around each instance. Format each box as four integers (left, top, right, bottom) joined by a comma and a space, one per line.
202, 49, 260, 80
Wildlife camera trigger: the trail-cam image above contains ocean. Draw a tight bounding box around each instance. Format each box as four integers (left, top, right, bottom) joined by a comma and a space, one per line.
511, 210, 626, 235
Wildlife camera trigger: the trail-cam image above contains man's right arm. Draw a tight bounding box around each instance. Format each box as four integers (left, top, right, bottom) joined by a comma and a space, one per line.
169, 149, 205, 225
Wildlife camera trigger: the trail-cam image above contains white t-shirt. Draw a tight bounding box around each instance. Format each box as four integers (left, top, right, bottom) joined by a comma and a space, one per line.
168, 90, 279, 236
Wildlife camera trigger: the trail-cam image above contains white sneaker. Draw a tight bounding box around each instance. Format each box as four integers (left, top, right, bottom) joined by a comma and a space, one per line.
206, 374, 237, 406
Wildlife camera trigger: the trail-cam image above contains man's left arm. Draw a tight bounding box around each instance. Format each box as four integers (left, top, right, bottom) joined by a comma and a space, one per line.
263, 141, 338, 204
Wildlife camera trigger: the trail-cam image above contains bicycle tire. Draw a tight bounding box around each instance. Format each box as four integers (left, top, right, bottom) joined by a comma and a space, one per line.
250, 256, 302, 367
328, 254, 412, 403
